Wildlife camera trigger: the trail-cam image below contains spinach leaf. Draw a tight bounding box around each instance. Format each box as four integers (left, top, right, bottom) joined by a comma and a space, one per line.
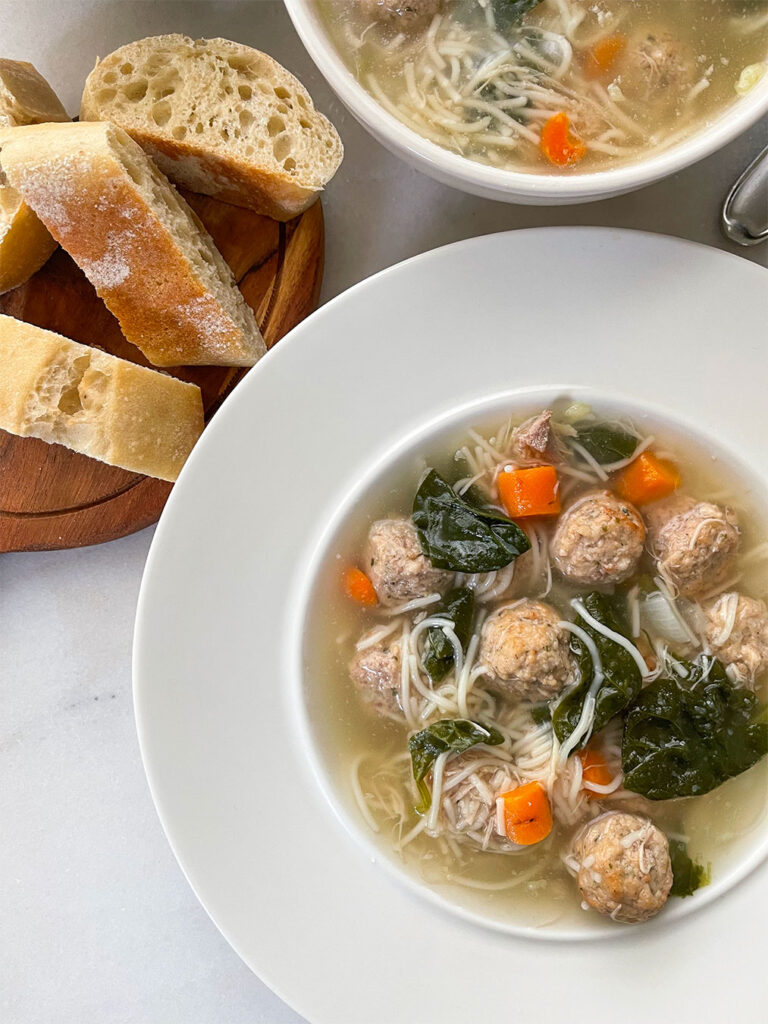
409, 719, 504, 812
552, 593, 642, 748
530, 702, 552, 726
668, 839, 711, 899
571, 423, 638, 464
622, 654, 768, 800
462, 484, 502, 514
552, 635, 595, 745
422, 587, 475, 682
493, 0, 542, 29
412, 469, 530, 573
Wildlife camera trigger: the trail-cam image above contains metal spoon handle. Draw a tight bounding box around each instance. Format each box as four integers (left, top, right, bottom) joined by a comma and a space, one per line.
722, 143, 768, 246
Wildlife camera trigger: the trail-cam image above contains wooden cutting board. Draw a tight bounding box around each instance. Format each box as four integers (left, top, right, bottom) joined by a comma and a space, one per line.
0, 192, 324, 553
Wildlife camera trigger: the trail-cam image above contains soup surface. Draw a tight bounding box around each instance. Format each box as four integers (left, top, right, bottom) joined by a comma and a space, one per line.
316, 0, 768, 173
306, 403, 768, 929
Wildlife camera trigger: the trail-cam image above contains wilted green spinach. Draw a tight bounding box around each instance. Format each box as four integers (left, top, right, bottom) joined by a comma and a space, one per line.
571, 422, 639, 464
493, 0, 543, 30
412, 469, 530, 574
421, 587, 475, 682
530, 702, 552, 726
552, 593, 642, 748
622, 654, 768, 800
669, 840, 711, 899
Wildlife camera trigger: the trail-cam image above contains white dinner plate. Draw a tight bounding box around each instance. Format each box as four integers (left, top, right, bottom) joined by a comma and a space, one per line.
134, 228, 768, 1024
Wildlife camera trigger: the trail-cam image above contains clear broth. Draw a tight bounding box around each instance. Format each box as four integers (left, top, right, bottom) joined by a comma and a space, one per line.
316, 0, 768, 174
303, 401, 768, 931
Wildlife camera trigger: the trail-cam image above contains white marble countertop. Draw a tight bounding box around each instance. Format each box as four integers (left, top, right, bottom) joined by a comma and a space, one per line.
2, 2, 767, 1021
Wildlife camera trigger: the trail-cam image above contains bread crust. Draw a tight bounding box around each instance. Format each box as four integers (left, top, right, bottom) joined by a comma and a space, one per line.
0, 190, 57, 294
0, 58, 69, 294
80, 34, 343, 221
0, 121, 266, 367
138, 136, 317, 222
0, 313, 204, 481
0, 58, 69, 127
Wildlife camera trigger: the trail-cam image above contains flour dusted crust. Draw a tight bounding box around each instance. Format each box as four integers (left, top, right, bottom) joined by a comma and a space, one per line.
0, 121, 266, 366
0, 313, 204, 481
80, 35, 343, 220
0, 58, 69, 294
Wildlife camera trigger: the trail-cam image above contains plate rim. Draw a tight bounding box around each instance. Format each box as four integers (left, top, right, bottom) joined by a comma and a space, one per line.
133, 226, 768, 1023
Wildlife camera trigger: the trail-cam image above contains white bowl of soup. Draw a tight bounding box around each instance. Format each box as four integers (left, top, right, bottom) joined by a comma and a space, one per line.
284, 0, 768, 204
299, 395, 768, 934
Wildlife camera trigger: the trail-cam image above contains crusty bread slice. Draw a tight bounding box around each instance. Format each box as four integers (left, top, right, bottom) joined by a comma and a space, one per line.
0, 121, 266, 367
0, 58, 69, 294
0, 59, 69, 128
0, 313, 204, 481
0, 188, 58, 294
80, 34, 343, 221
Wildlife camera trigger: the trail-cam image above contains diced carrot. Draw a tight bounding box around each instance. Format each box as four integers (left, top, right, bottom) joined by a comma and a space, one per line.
497, 465, 561, 518
614, 451, 681, 506
497, 782, 553, 845
578, 748, 615, 800
585, 34, 626, 78
344, 567, 378, 607
539, 112, 586, 167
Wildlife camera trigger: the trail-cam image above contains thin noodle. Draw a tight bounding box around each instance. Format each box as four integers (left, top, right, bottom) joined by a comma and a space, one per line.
350, 756, 381, 833
571, 598, 652, 677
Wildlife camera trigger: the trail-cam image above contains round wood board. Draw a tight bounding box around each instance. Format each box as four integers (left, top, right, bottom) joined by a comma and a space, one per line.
0, 192, 324, 553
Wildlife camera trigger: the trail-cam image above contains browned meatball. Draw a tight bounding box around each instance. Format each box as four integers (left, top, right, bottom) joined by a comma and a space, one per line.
619, 29, 694, 104
552, 490, 645, 587
572, 812, 672, 924
348, 639, 402, 717
359, 0, 441, 30
479, 598, 574, 702
646, 496, 740, 599
704, 592, 768, 686
364, 517, 451, 607
436, 755, 518, 853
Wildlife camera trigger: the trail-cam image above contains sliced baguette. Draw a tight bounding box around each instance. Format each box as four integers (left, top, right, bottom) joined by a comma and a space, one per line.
0, 121, 266, 367
0, 59, 68, 127
0, 313, 203, 481
0, 59, 69, 294
80, 34, 343, 221
0, 188, 58, 294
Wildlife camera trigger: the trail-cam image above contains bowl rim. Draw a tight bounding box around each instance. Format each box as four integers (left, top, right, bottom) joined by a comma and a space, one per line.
132, 227, 768, 1022
291, 384, 768, 942
284, 0, 768, 197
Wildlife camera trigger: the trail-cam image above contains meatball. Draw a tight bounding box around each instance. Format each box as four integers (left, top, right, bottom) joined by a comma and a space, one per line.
571, 811, 672, 924
479, 598, 574, 702
619, 29, 694, 104
646, 496, 740, 599
364, 517, 451, 607
551, 490, 645, 587
358, 0, 440, 30
436, 756, 518, 853
348, 639, 402, 717
704, 592, 768, 686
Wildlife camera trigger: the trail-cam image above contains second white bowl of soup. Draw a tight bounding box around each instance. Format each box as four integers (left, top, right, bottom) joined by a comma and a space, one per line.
285, 0, 768, 204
